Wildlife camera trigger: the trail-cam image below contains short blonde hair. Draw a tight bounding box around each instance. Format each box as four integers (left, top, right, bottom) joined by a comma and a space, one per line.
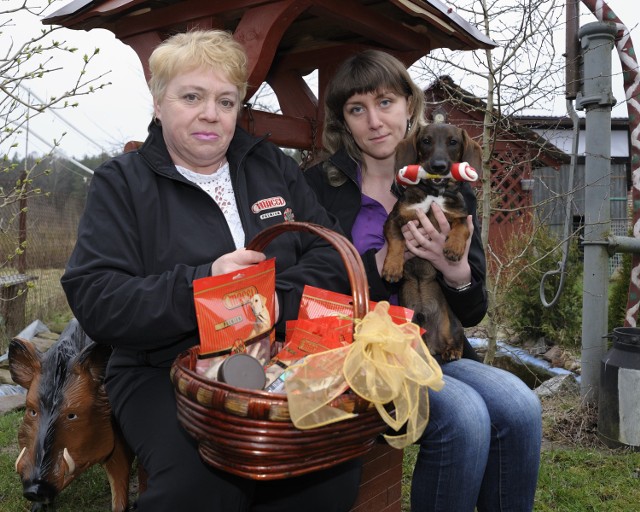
148, 30, 249, 103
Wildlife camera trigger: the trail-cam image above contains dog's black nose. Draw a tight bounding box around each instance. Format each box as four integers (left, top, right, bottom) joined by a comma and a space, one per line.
429, 160, 448, 174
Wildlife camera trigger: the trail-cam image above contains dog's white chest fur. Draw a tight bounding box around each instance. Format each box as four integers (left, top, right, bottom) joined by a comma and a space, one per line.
407, 195, 448, 215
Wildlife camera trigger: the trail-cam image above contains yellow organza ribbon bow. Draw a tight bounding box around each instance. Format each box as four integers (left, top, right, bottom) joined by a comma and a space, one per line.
285, 301, 444, 448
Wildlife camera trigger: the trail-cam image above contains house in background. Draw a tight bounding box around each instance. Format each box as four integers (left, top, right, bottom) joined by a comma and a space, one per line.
517, 116, 631, 273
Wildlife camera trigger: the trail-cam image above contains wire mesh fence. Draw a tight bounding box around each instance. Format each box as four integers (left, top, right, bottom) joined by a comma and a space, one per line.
0, 193, 84, 352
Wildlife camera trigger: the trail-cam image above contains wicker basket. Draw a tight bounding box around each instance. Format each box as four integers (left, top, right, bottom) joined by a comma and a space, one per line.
170, 222, 389, 480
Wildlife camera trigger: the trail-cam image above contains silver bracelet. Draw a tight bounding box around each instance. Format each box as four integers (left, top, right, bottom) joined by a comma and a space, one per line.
455, 281, 472, 292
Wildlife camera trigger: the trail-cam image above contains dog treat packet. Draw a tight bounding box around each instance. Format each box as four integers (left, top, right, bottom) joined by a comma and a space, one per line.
299, 285, 422, 333
193, 258, 276, 363
284, 316, 353, 345
298, 285, 356, 319
264, 317, 351, 389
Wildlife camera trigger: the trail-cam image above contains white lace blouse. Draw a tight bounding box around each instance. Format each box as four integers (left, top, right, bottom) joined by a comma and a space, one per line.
175, 163, 245, 249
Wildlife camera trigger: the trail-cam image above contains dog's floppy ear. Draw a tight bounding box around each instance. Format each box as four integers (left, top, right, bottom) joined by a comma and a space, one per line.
461, 130, 483, 172
394, 135, 419, 170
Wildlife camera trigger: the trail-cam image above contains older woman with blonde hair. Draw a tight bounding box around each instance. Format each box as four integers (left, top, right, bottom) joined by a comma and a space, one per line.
62, 30, 361, 511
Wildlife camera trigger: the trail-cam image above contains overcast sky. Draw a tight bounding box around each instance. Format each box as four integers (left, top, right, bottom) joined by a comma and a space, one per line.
3, 0, 639, 162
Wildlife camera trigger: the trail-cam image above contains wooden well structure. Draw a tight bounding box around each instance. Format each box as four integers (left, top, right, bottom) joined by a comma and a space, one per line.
44, 0, 494, 154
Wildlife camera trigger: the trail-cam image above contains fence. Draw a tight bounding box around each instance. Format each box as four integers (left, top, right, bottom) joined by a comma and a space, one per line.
0, 191, 84, 350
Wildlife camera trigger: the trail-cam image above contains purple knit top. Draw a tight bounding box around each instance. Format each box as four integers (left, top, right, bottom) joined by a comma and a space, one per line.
350, 165, 398, 304
351, 165, 387, 255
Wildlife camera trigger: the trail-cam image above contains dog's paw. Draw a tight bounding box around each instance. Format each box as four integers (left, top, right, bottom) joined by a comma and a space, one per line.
443, 246, 464, 262
443, 231, 468, 262
443, 234, 467, 262
381, 260, 404, 283
440, 345, 463, 362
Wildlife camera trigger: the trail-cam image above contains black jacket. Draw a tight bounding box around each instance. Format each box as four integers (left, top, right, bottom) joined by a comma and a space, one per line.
304, 149, 488, 361
61, 122, 350, 367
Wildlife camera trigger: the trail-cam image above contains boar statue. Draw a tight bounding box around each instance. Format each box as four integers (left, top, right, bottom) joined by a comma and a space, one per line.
8, 318, 134, 511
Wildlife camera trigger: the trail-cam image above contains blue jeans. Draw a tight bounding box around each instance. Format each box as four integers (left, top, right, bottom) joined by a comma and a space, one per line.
410, 358, 542, 512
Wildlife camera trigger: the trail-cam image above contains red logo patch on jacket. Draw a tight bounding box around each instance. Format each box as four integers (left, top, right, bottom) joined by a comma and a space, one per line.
251, 196, 286, 214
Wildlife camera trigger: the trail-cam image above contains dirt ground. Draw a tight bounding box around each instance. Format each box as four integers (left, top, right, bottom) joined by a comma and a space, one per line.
540, 391, 603, 450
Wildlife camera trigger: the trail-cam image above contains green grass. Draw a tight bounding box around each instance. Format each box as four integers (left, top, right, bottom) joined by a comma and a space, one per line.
23, 268, 72, 331
401, 445, 418, 511
536, 449, 640, 511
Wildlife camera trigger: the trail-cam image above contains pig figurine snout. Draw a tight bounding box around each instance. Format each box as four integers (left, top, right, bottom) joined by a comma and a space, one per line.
8, 319, 133, 512
22, 477, 57, 506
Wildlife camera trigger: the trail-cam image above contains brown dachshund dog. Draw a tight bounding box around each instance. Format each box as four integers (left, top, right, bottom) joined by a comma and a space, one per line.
381, 123, 482, 361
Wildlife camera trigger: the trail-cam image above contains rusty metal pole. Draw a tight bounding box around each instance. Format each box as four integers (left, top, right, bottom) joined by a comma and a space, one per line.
566, 0, 580, 101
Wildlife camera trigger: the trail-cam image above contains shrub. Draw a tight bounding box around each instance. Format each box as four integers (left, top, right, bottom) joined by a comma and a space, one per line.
500, 225, 583, 347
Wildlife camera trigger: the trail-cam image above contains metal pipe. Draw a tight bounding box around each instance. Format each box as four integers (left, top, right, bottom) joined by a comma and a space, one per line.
575, 21, 617, 404
565, 0, 580, 100
606, 235, 640, 255
539, 0, 581, 307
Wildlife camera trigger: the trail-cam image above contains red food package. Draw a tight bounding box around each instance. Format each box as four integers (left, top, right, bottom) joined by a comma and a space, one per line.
282, 317, 352, 359
298, 285, 353, 319
264, 317, 352, 389
299, 285, 423, 333
284, 316, 353, 344
193, 258, 276, 357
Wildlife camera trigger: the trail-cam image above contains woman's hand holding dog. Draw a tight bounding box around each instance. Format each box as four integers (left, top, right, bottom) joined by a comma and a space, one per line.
402, 205, 473, 290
